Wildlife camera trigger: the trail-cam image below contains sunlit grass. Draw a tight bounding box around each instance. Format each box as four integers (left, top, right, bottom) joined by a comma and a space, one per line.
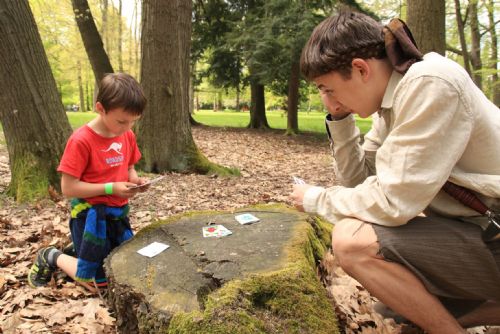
193, 110, 372, 135
66, 110, 373, 135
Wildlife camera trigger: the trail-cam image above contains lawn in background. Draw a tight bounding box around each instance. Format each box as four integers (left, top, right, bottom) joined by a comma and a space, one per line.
192, 110, 372, 135
66, 112, 96, 129
66, 110, 372, 135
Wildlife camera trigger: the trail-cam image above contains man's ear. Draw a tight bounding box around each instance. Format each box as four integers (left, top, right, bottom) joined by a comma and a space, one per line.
351, 58, 371, 82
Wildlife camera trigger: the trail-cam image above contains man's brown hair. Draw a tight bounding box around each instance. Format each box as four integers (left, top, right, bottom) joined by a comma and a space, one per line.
300, 10, 386, 80
96, 73, 147, 115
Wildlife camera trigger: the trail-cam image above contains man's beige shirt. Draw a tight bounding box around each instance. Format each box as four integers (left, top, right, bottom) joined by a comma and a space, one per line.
303, 53, 500, 227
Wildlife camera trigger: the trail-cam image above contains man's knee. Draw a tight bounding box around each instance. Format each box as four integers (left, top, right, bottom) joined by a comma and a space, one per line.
331, 218, 379, 271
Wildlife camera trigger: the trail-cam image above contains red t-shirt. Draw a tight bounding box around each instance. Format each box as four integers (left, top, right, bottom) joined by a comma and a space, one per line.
58, 125, 142, 207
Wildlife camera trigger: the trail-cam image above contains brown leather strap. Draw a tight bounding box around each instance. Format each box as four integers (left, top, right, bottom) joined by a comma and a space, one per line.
442, 181, 489, 215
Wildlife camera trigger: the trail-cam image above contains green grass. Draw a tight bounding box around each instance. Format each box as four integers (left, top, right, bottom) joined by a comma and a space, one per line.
193, 110, 372, 135
66, 111, 96, 129
66, 110, 372, 135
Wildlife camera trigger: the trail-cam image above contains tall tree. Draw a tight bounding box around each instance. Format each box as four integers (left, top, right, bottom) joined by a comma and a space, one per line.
138, 0, 233, 174
468, 0, 483, 89
407, 0, 445, 55
0, 0, 72, 201
486, 0, 499, 105
117, 0, 123, 72
72, 0, 114, 82
453, 0, 472, 75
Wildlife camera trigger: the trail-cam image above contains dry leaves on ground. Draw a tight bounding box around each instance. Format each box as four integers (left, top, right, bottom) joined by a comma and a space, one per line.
0, 126, 497, 333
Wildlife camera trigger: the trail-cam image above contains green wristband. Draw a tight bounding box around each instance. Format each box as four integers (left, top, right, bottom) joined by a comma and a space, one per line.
104, 182, 113, 195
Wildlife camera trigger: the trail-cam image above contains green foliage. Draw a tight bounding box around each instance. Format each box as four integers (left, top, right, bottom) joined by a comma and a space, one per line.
29, 0, 140, 111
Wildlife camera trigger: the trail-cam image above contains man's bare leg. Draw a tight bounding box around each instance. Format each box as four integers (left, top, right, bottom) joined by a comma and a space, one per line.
331, 218, 465, 334
458, 301, 500, 327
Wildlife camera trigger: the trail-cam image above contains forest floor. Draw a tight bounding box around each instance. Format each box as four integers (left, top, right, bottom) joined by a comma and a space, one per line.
0, 126, 498, 334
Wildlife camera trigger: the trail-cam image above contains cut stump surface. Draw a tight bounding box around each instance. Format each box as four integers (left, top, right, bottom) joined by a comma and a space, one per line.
105, 205, 338, 334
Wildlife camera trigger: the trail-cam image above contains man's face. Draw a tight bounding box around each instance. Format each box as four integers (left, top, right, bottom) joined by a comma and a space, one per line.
313, 62, 380, 119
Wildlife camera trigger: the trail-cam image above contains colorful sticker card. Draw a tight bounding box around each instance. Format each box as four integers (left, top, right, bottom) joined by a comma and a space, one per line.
235, 213, 260, 225
202, 225, 232, 238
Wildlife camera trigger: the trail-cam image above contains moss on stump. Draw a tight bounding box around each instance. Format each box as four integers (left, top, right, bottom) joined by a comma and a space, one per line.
104, 205, 338, 334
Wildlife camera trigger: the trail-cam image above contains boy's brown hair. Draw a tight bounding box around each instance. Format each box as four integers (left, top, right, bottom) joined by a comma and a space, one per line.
96, 73, 147, 115
300, 10, 386, 80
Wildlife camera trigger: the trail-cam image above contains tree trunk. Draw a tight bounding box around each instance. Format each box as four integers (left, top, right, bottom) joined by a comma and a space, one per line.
248, 80, 269, 129
101, 0, 109, 49
138, 0, 232, 175
134, 0, 140, 78
487, 0, 500, 106
118, 0, 123, 72
469, 0, 483, 90
406, 0, 445, 55
86, 79, 92, 111
453, 0, 472, 76
72, 0, 114, 82
77, 60, 86, 112
0, 0, 72, 201
236, 88, 240, 112
286, 60, 300, 135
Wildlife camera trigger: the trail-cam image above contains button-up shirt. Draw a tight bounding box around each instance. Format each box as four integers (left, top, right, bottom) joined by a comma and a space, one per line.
303, 53, 500, 227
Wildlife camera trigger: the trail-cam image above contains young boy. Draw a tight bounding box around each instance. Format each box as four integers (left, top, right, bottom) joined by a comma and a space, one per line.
290, 10, 500, 334
28, 73, 147, 292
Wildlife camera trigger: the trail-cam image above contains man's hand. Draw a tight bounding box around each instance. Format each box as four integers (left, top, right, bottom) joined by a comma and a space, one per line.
290, 184, 314, 212
320, 90, 351, 120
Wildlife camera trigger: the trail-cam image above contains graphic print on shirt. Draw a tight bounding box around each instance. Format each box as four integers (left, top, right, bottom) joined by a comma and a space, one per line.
102, 142, 124, 167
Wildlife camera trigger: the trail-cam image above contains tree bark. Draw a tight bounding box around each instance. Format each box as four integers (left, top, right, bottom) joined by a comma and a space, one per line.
134, 0, 140, 78
101, 0, 109, 49
0, 0, 72, 201
138, 0, 230, 174
286, 60, 300, 135
77, 60, 86, 112
72, 0, 114, 82
118, 0, 123, 72
453, 0, 472, 76
487, 0, 500, 106
248, 79, 269, 129
469, 0, 483, 90
406, 0, 445, 55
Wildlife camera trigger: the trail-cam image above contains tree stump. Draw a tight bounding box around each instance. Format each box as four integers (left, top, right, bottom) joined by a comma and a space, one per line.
104, 205, 339, 334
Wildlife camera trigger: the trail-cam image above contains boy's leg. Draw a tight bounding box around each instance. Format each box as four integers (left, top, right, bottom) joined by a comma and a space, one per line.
55, 253, 97, 293
331, 218, 465, 334
28, 247, 61, 287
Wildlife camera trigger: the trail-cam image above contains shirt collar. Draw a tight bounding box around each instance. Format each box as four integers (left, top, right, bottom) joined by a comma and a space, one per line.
380, 71, 404, 110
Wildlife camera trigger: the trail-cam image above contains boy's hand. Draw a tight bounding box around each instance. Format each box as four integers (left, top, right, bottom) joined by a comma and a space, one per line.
133, 177, 150, 193
290, 184, 313, 212
112, 182, 140, 198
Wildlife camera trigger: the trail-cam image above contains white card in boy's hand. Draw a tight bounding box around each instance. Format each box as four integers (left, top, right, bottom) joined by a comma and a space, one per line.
292, 176, 306, 184
129, 175, 166, 189
202, 225, 232, 238
235, 213, 260, 225
137, 242, 170, 257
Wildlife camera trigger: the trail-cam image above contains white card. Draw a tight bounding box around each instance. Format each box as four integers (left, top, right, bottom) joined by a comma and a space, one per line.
137, 242, 170, 258
235, 213, 260, 225
292, 176, 306, 184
